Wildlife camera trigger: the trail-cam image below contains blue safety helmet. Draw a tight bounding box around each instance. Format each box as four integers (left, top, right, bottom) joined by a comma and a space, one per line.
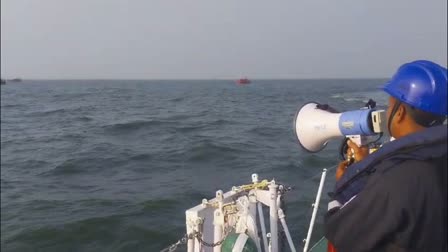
382, 60, 447, 115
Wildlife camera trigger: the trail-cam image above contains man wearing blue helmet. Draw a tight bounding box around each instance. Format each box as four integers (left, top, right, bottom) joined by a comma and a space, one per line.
324, 60, 447, 252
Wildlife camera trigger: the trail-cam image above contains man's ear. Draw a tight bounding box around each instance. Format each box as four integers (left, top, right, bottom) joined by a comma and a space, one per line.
395, 104, 407, 123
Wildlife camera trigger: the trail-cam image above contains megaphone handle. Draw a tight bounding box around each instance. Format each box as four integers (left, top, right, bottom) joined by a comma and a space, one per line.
346, 135, 365, 165
347, 155, 355, 165
347, 148, 355, 165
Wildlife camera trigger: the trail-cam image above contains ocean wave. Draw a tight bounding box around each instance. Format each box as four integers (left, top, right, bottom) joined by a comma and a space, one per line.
101, 117, 234, 135
31, 108, 67, 116
301, 154, 337, 169
161, 110, 209, 121
101, 120, 176, 133
329, 93, 367, 103
28, 105, 97, 117
40, 157, 122, 177
172, 124, 207, 133
77, 198, 133, 208
53, 92, 91, 100
273, 159, 302, 172
3, 222, 179, 252
1, 133, 86, 148
129, 153, 152, 161
0, 104, 26, 109
2, 159, 52, 174
174, 119, 235, 133
160, 114, 192, 121
78, 116, 93, 122
140, 199, 178, 212
185, 140, 241, 162
3, 215, 123, 246
248, 125, 284, 137
208, 118, 235, 126
330, 94, 343, 99
331, 90, 387, 106
343, 97, 367, 102
168, 96, 186, 102
40, 160, 86, 176
0, 179, 26, 190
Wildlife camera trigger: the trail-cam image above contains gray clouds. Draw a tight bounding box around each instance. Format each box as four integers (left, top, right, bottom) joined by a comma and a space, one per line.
1, 0, 447, 79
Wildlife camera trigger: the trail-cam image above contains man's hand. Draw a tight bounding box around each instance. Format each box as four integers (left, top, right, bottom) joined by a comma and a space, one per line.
346, 139, 370, 162
336, 140, 370, 181
336, 160, 350, 181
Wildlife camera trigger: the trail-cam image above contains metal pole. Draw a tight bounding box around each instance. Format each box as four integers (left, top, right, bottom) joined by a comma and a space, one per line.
194, 223, 202, 252
269, 182, 279, 252
186, 218, 194, 252
213, 209, 223, 252
258, 202, 269, 252
303, 169, 327, 252
278, 208, 296, 252
187, 236, 194, 252
186, 223, 194, 252
249, 200, 262, 252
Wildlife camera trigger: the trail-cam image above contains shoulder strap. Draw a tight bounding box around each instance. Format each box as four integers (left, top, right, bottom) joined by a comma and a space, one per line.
335, 138, 447, 195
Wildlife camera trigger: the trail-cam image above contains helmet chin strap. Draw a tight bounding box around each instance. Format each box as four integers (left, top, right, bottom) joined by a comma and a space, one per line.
387, 101, 402, 137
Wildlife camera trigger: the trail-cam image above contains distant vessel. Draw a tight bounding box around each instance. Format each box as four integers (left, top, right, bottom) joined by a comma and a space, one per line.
9, 78, 22, 82
1, 79, 5, 85
236, 78, 251, 85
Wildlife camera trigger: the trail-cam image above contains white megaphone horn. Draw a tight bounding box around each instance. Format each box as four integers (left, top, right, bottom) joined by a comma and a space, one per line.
294, 102, 387, 153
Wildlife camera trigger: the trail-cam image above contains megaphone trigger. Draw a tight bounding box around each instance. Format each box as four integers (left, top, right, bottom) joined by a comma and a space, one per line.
346, 137, 372, 163
347, 148, 355, 165
339, 137, 357, 164
347, 157, 355, 166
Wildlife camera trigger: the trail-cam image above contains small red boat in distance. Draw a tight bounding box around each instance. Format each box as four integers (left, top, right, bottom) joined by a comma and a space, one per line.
236, 78, 251, 85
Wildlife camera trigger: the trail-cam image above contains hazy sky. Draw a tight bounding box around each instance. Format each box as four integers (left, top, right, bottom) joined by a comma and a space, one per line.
1, 0, 447, 79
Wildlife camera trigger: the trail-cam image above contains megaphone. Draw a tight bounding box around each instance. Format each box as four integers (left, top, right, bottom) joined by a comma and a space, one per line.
294, 102, 387, 153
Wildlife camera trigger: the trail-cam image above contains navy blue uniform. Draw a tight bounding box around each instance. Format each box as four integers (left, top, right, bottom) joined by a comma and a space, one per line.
324, 125, 447, 252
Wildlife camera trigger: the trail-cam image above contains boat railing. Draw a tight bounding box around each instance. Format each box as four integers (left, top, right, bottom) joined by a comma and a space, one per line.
179, 165, 335, 252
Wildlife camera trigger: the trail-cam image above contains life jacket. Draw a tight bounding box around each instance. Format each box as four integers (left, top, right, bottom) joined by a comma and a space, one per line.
327, 242, 337, 252
332, 125, 447, 204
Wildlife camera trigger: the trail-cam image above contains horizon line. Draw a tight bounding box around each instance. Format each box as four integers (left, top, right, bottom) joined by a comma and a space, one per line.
4, 77, 390, 81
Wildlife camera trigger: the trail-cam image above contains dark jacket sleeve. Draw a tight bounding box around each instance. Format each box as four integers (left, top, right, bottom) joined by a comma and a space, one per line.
324, 159, 446, 252
324, 163, 403, 252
